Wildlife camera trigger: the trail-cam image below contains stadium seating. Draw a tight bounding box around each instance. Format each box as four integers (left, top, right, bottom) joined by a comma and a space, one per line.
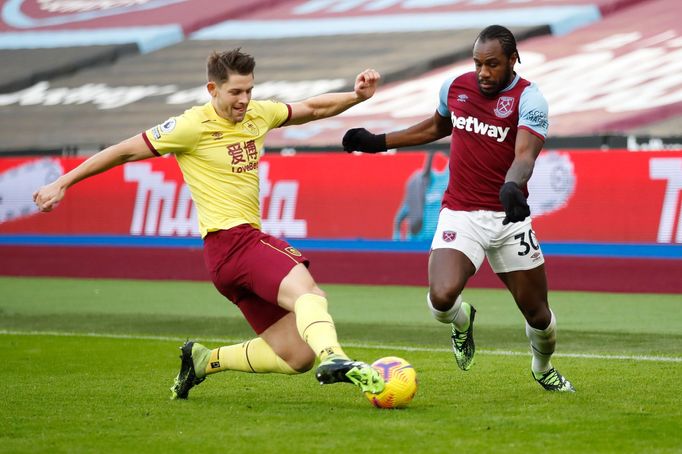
3, 0, 679, 152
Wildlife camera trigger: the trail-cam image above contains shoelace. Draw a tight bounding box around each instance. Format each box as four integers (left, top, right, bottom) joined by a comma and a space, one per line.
540, 370, 563, 387
453, 331, 468, 350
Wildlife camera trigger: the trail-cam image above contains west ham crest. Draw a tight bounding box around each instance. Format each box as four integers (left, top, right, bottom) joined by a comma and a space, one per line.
494, 96, 515, 118
442, 231, 457, 242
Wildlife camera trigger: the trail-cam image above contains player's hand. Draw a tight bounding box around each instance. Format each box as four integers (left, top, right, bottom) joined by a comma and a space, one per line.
342, 128, 387, 153
354, 69, 381, 101
499, 181, 530, 225
33, 181, 65, 212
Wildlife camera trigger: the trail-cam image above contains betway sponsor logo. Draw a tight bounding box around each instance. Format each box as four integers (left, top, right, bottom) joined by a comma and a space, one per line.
450, 113, 510, 142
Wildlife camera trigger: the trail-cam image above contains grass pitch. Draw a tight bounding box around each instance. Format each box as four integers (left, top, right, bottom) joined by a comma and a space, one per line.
1, 276, 681, 453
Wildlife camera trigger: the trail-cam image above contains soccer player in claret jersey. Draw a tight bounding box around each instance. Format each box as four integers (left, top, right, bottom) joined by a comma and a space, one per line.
33, 49, 385, 399
343, 25, 575, 392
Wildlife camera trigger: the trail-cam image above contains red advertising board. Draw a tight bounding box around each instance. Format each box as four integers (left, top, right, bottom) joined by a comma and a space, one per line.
1, 150, 681, 244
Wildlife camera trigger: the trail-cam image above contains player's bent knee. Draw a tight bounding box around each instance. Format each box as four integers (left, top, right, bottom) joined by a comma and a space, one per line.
285, 350, 316, 373
523, 306, 552, 329
429, 285, 463, 311
293, 360, 315, 373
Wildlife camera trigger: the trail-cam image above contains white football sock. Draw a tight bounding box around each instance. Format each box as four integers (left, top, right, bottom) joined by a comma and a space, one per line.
525, 310, 557, 375
427, 293, 469, 331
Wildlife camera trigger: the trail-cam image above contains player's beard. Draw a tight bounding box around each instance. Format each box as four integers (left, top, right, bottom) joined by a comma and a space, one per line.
478, 63, 514, 97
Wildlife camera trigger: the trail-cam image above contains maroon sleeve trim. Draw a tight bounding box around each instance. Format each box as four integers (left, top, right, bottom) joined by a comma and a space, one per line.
518, 125, 546, 142
278, 103, 293, 127
141, 132, 161, 156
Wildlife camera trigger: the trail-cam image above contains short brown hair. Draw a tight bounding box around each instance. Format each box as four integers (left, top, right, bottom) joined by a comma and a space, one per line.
207, 48, 256, 84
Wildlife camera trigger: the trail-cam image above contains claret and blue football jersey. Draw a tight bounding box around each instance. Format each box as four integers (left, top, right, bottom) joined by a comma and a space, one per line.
436, 72, 549, 212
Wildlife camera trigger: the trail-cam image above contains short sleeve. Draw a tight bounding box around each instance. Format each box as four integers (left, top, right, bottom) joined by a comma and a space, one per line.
437, 75, 457, 117
142, 114, 199, 156
518, 83, 549, 139
259, 100, 292, 129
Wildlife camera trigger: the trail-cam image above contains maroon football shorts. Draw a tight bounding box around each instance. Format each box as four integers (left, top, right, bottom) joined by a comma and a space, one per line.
203, 224, 309, 334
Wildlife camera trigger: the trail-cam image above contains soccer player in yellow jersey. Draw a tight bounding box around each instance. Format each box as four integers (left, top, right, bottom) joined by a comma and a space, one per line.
33, 49, 385, 399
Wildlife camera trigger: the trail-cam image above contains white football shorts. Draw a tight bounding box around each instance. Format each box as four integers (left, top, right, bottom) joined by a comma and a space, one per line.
430, 208, 545, 273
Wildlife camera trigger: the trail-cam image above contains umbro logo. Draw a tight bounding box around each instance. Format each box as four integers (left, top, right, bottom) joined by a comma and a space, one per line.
457, 94, 468, 103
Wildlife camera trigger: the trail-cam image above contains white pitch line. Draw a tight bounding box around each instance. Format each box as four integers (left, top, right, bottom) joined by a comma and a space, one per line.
2, 329, 680, 363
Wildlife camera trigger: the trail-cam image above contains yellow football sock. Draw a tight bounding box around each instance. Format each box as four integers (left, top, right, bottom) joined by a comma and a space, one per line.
294, 293, 347, 361
204, 338, 298, 375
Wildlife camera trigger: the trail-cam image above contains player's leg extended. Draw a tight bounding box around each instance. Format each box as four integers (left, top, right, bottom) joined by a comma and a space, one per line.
277, 264, 384, 393
204, 313, 315, 376
428, 248, 478, 370
497, 265, 575, 392
172, 227, 316, 400
170, 313, 312, 400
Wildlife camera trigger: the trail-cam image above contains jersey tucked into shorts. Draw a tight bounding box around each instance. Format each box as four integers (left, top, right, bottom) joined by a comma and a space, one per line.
204, 224, 309, 334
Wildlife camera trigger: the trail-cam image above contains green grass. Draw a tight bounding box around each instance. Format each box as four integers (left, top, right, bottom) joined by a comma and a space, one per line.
1, 276, 681, 453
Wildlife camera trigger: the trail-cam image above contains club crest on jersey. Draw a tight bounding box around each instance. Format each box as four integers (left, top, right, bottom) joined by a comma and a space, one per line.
243, 121, 259, 136
442, 231, 456, 242
285, 246, 302, 257
494, 96, 515, 118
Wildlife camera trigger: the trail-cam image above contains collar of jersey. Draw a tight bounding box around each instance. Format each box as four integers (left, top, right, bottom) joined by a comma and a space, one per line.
500, 73, 521, 93
201, 102, 246, 126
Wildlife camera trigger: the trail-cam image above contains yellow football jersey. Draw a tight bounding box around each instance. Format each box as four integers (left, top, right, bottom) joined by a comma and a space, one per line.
142, 100, 291, 237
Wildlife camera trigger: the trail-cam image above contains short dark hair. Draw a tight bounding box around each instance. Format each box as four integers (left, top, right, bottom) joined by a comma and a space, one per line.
207, 48, 256, 84
475, 25, 521, 63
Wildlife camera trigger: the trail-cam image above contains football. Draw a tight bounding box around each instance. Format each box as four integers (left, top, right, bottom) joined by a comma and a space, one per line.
364, 356, 417, 409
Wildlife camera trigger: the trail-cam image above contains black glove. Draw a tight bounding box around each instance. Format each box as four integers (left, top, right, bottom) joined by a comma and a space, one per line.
499, 181, 530, 225
342, 128, 387, 153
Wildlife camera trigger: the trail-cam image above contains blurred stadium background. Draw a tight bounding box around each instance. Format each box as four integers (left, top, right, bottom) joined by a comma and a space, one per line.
1, 0, 682, 293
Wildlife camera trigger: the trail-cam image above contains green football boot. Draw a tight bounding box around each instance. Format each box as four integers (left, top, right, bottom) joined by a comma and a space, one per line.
315, 355, 385, 394
533, 368, 576, 392
170, 340, 210, 400
451, 302, 476, 371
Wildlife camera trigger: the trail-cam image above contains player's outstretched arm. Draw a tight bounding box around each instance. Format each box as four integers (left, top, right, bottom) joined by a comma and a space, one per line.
286, 69, 380, 126
343, 111, 451, 153
33, 134, 155, 212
